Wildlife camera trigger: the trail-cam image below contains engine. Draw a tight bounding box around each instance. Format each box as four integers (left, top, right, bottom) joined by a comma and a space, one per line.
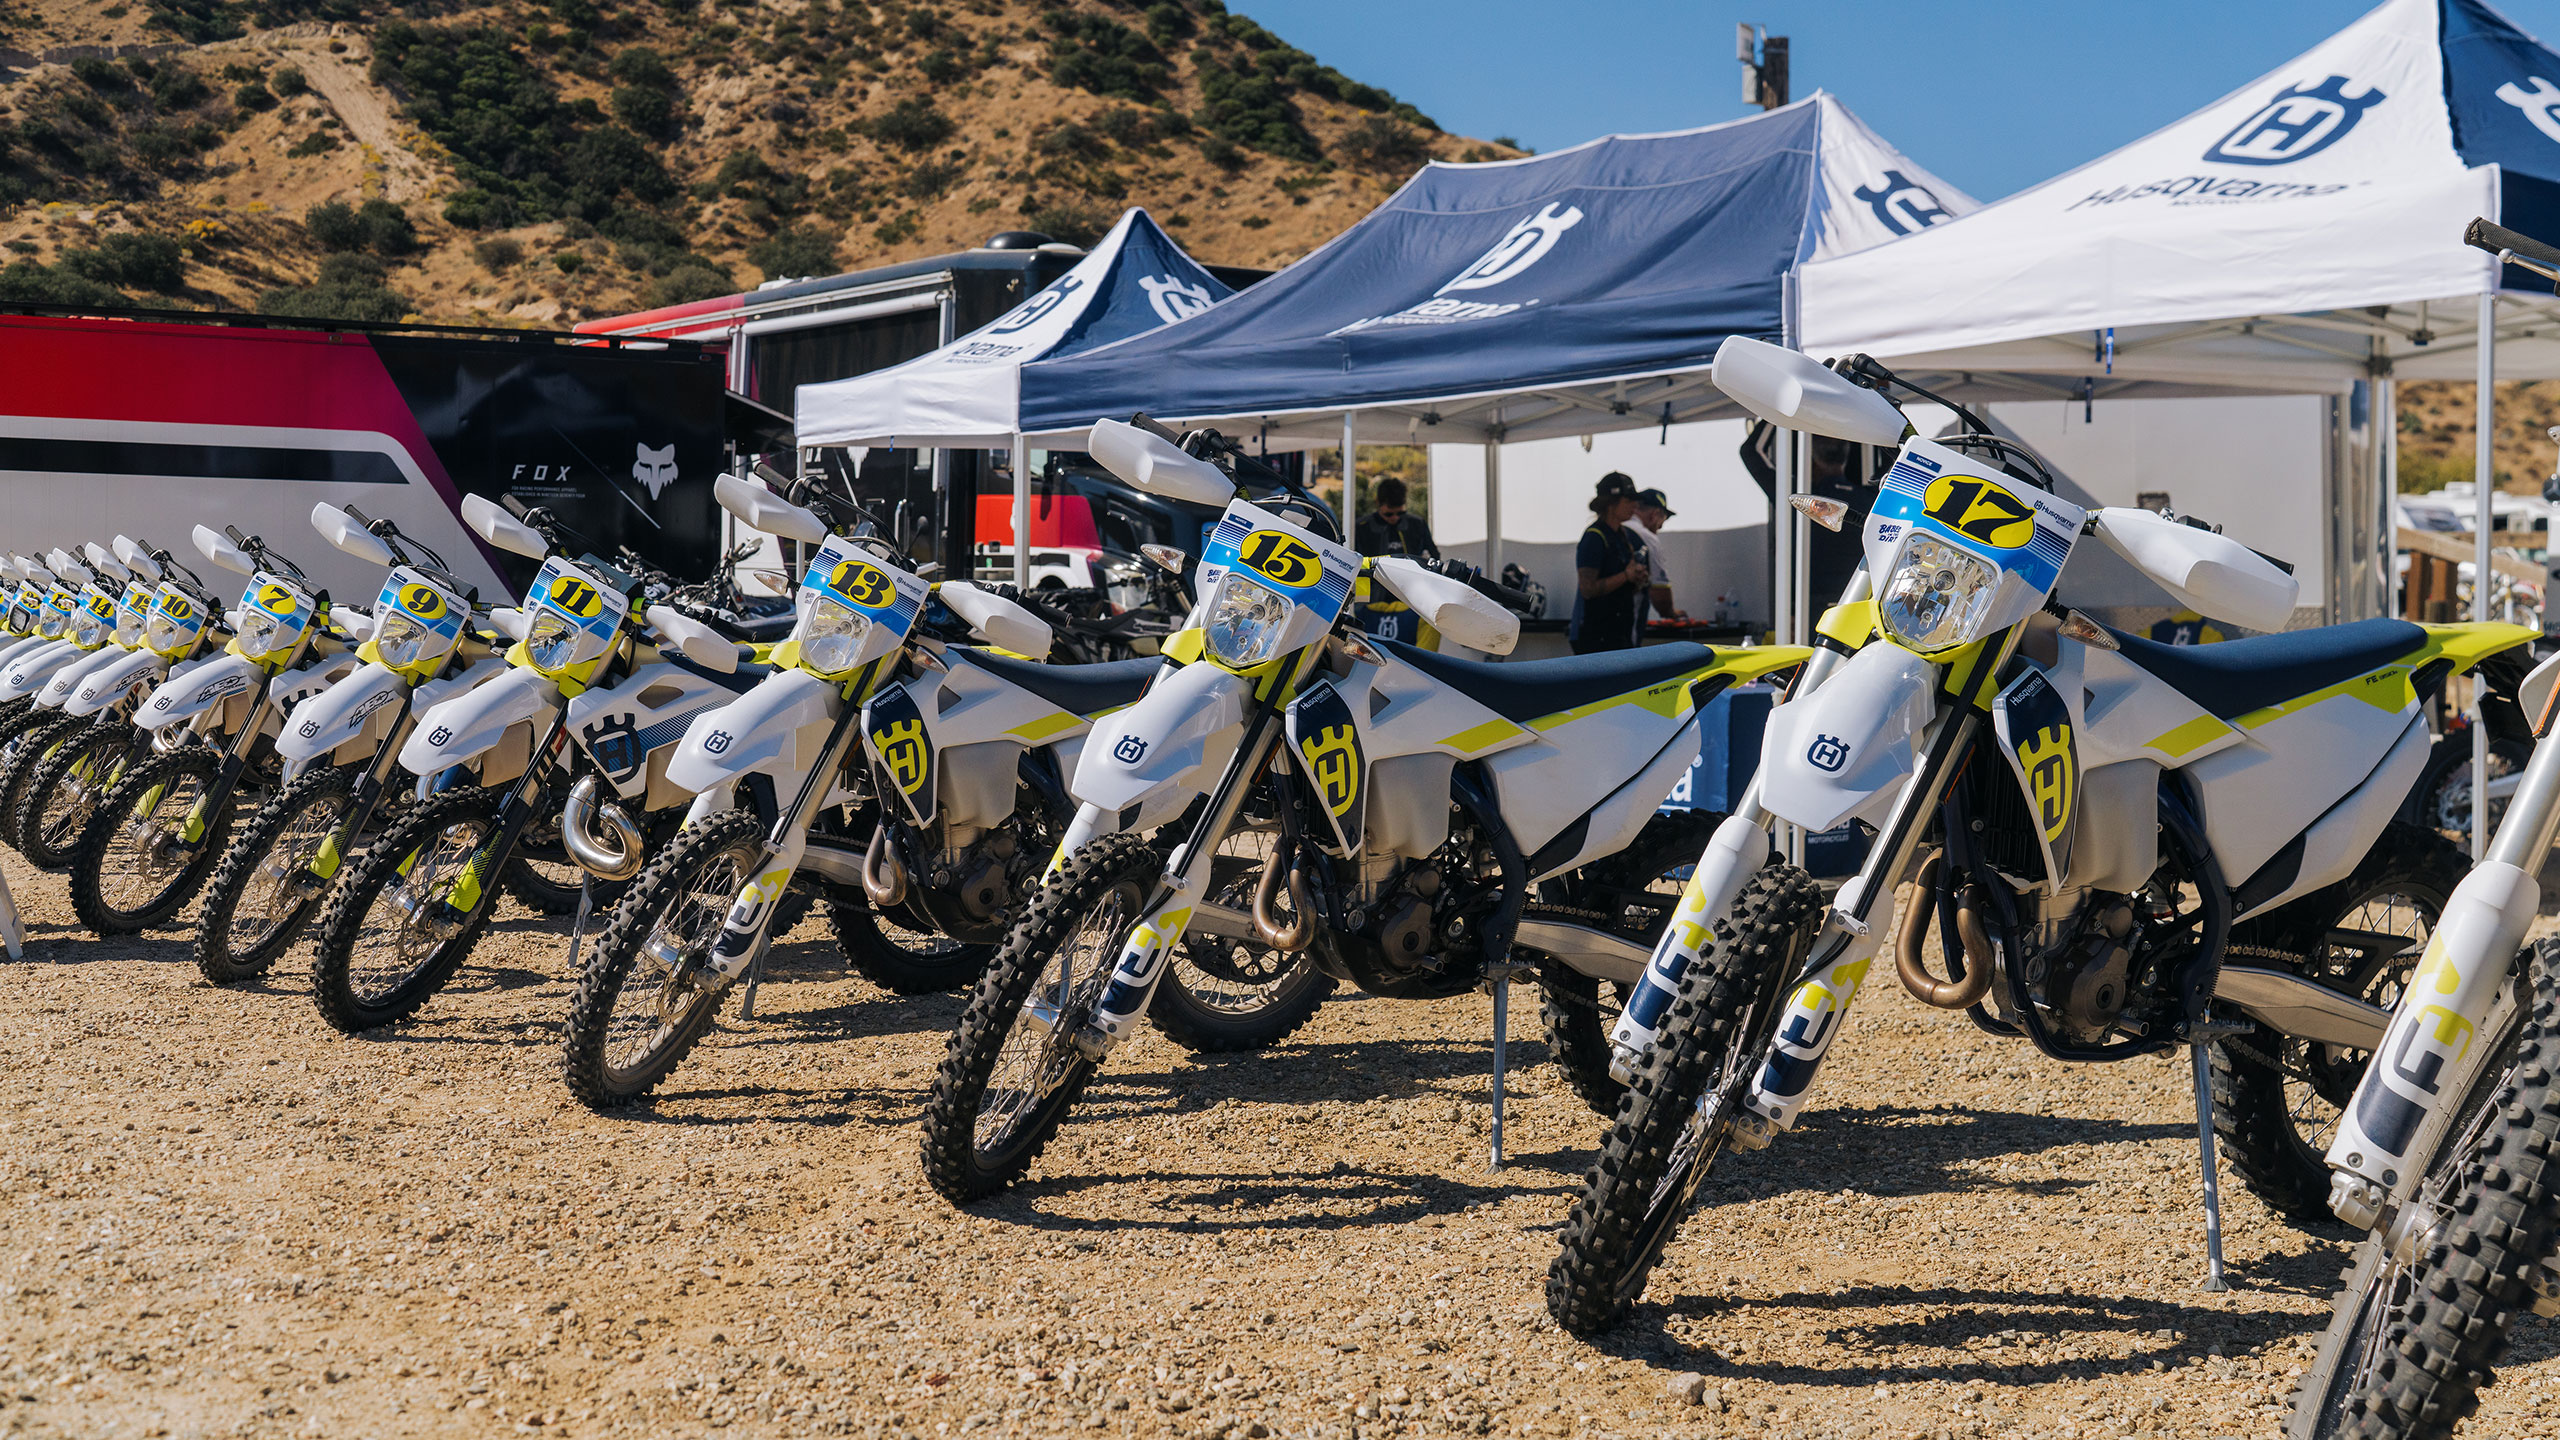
2020, 890, 2137, 1044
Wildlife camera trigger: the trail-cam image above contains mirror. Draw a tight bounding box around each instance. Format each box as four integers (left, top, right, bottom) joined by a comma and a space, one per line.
938, 580, 1052, 657
2090, 508, 2300, 633
714, 474, 828, 545
111, 536, 162, 581
1140, 543, 1189, 575
193, 526, 255, 577
1088, 419, 1238, 507
644, 604, 737, 673
313, 503, 397, 568
82, 542, 132, 583
461, 495, 549, 561
1711, 336, 1909, 447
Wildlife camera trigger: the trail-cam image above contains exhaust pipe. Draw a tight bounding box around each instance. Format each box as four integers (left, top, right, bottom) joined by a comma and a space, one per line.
862, 824, 910, 909
560, 774, 645, 881
1894, 854, 1994, 1010
1252, 857, 1312, 953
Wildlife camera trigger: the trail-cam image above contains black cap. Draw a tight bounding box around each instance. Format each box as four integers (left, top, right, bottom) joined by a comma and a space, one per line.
1636, 487, 1675, 516
1595, 471, 1638, 501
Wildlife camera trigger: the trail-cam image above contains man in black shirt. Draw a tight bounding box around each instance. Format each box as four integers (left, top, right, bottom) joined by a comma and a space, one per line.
1352, 476, 1437, 641
1571, 471, 1651, 653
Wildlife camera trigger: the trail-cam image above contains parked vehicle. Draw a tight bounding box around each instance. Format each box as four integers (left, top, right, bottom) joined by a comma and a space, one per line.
1544, 333, 2539, 1335
918, 417, 1813, 1203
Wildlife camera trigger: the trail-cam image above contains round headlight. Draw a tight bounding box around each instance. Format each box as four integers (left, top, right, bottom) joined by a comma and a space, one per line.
234, 608, 286, 659
1202, 571, 1292, 669
144, 610, 185, 654
525, 609, 581, 672
72, 609, 109, 648
798, 596, 873, 677
1877, 533, 2003, 655
36, 608, 66, 639
372, 611, 433, 670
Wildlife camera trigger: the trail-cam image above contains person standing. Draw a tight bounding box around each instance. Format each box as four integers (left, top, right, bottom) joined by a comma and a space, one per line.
1571, 472, 1651, 653
1625, 487, 1686, 624
1353, 476, 1437, 641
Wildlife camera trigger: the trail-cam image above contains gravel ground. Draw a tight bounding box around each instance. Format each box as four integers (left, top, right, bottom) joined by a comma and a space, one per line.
4, 848, 2559, 1440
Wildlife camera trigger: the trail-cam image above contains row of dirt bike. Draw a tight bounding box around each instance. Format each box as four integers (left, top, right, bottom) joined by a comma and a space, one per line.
9, 217, 2560, 1440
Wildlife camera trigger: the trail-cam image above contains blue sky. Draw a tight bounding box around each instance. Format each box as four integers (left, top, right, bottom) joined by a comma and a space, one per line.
1239, 0, 2534, 201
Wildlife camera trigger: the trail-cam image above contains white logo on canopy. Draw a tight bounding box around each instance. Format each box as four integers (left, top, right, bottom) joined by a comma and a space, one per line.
2497, 76, 2560, 145
1139, 274, 1215, 323
1331, 202, 1586, 335
632, 442, 678, 500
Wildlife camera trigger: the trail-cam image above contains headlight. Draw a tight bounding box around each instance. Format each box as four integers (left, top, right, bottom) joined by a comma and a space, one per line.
71, 611, 108, 648
525, 609, 581, 673
144, 611, 186, 653
234, 607, 287, 659
36, 609, 65, 639
372, 610, 433, 670
798, 596, 873, 677
113, 611, 143, 647
1877, 533, 2002, 654
1203, 571, 1292, 669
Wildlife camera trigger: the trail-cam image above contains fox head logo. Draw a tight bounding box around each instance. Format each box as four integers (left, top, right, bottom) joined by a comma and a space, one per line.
632, 442, 679, 501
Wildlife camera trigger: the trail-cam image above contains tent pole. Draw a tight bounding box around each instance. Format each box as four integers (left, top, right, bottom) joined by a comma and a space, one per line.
1484, 422, 1504, 581
1342, 411, 1358, 537
1010, 433, 1030, 589
2473, 290, 2496, 861
2375, 366, 2395, 622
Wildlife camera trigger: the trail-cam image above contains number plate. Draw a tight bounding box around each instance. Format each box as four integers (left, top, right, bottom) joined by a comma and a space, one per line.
377, 566, 470, 647
530, 557, 630, 642
1864, 436, 2081, 599
1195, 500, 1358, 626
240, 570, 317, 651
800, 536, 926, 632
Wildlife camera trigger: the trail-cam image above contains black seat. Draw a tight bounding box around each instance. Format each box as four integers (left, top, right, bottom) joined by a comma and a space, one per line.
1375, 637, 1715, 725
957, 650, 1159, 717
2104, 617, 2422, 720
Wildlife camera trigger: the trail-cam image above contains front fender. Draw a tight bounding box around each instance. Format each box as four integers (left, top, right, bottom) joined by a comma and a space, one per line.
0, 641, 82, 704
140, 651, 263, 732
280, 662, 407, 763
42, 644, 134, 708
1758, 641, 1937, 834
270, 654, 362, 721
668, 666, 841, 794
0, 635, 54, 673
1071, 662, 1248, 817
402, 666, 558, 775
64, 647, 168, 718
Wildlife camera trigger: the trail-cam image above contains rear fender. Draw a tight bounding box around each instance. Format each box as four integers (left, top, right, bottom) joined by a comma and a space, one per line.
402, 666, 558, 775
1758, 641, 1937, 834
668, 667, 840, 796
280, 662, 407, 763
42, 644, 133, 708
1071, 662, 1248, 822
64, 647, 168, 718
140, 651, 264, 733
568, 660, 762, 803
0, 641, 81, 705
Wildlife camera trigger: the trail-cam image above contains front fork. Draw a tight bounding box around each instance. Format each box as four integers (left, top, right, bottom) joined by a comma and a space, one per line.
305, 702, 416, 887
1077, 716, 1281, 1056
175, 690, 275, 850
2324, 713, 2560, 1228
703, 700, 868, 983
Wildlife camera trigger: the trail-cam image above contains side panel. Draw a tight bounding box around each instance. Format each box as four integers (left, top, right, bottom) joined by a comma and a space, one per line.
65, 648, 167, 718
1535, 712, 1706, 879
1989, 666, 2080, 893
863, 682, 936, 824
402, 667, 558, 775
665, 666, 840, 795
140, 651, 263, 731
41, 644, 128, 708
1487, 682, 1700, 858
2237, 716, 2431, 920
566, 661, 748, 803
2182, 688, 2419, 886
280, 662, 407, 762
1071, 662, 1246, 816
1285, 680, 1368, 855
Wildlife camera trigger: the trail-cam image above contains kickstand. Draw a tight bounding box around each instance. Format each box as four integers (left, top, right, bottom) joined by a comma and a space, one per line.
562, 879, 596, 975
739, 935, 769, 1021
1488, 974, 1508, 1172
2189, 1041, 2231, 1292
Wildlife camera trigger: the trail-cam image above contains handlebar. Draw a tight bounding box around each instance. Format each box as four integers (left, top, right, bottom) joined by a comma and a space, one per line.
2466, 216, 2560, 270
1427, 556, 1536, 613
978, 582, 1078, 635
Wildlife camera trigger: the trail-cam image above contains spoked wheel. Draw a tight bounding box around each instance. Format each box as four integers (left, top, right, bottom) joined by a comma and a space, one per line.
17, 721, 143, 872
1149, 832, 1331, 1053
2285, 943, 2546, 1440
2411, 736, 2531, 851
0, 711, 84, 853
559, 811, 761, 1110
503, 816, 594, 916
920, 832, 1159, 1204
306, 786, 505, 1033
68, 747, 231, 936
2214, 824, 2470, 1220
1540, 808, 1725, 1116
193, 765, 358, 985
1547, 864, 1823, 1335
828, 894, 994, 995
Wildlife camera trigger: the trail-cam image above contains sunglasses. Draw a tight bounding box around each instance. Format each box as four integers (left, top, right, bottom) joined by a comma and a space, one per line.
1377, 507, 1406, 521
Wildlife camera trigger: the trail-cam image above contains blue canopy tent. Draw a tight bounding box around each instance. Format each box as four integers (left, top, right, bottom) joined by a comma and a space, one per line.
1016, 93, 1974, 576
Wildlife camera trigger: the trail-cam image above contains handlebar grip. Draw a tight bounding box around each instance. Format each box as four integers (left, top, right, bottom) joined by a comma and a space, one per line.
2466, 217, 2560, 268
1470, 573, 1535, 611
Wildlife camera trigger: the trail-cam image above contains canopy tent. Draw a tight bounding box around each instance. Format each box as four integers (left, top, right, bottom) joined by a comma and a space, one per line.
1798, 0, 2560, 631
1014, 92, 1975, 571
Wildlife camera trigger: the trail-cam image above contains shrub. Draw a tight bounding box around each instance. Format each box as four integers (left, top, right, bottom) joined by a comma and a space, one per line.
258, 253, 410, 321
0, 258, 126, 306
647, 262, 733, 306
1022, 200, 1108, 249
552, 251, 583, 273
473, 236, 524, 270
919, 47, 967, 85
60, 231, 186, 291
1046, 13, 1166, 100
285, 131, 340, 157
148, 65, 210, 109
1196, 133, 1241, 170
355, 198, 418, 254
746, 222, 839, 281
305, 199, 363, 249
269, 64, 307, 97
1193, 57, 1316, 161
902, 159, 964, 199
71, 57, 131, 91
1339, 115, 1426, 170
869, 97, 953, 151
1038, 120, 1105, 159
234, 79, 278, 113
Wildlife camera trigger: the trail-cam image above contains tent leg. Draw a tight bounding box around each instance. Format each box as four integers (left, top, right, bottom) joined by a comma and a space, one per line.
1011, 434, 1030, 589
2376, 370, 2396, 623
1484, 431, 1504, 582
2475, 291, 2496, 861
1341, 411, 1357, 538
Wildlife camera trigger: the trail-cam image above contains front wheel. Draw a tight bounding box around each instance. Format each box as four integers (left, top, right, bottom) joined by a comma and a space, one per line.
17, 720, 142, 872
306, 785, 506, 1033
558, 811, 762, 1110
920, 832, 1159, 1204
2284, 941, 2551, 1440
1546, 864, 1822, 1335
827, 895, 995, 995
194, 765, 359, 985
0, 712, 85, 853
68, 747, 232, 936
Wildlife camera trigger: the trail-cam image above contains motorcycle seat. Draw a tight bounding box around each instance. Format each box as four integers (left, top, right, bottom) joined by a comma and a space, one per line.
2103, 617, 2423, 721
1375, 637, 1717, 725
954, 649, 1158, 718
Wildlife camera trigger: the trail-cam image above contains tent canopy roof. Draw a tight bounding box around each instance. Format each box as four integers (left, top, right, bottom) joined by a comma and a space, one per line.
1015, 93, 1975, 448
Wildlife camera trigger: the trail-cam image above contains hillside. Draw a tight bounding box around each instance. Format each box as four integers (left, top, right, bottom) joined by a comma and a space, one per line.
2398, 380, 2560, 495
0, 0, 1523, 325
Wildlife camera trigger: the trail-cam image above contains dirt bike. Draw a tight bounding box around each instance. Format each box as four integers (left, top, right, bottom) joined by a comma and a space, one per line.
63, 525, 369, 937
190, 502, 520, 985
1544, 333, 2540, 1336
917, 416, 1813, 1203
300, 494, 749, 1033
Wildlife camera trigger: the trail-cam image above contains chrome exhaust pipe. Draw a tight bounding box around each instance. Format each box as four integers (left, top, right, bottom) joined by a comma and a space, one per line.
862, 824, 909, 909
560, 774, 645, 881
1252, 858, 1312, 953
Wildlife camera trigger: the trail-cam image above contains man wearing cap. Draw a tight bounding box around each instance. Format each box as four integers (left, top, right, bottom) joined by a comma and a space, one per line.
1570, 471, 1651, 653
1353, 476, 1438, 642
1625, 487, 1687, 625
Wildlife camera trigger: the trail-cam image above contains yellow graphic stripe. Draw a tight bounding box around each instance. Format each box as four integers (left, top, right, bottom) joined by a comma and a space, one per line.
1434, 717, 1526, 755
2145, 713, 2230, 759
1815, 600, 1876, 650
1006, 709, 1084, 744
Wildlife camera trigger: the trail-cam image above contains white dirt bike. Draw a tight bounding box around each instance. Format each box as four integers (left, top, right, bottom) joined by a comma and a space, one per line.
0, 546, 134, 844
918, 417, 1812, 1203
1545, 335, 2538, 1334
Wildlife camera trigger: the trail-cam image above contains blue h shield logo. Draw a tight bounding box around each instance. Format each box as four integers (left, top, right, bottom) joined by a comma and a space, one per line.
2204, 75, 2384, 166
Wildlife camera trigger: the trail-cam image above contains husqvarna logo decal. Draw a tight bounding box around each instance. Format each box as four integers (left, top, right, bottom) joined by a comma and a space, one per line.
702, 728, 732, 755
2497, 76, 2560, 145
988, 275, 1082, 333
2017, 724, 2075, 841
427, 725, 452, 747
1113, 734, 1148, 764
1806, 733, 1849, 773
1141, 274, 1215, 324
872, 718, 927, 795
1330, 202, 1584, 334
2203, 75, 2383, 166
299, 718, 322, 739
1299, 723, 1361, 818
1854, 170, 1952, 236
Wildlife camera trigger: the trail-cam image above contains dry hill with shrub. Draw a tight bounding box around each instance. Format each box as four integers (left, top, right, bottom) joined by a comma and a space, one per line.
0, 0, 1524, 324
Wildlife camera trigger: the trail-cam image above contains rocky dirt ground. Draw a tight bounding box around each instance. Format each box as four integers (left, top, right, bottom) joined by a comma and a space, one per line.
3, 852, 2558, 1440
